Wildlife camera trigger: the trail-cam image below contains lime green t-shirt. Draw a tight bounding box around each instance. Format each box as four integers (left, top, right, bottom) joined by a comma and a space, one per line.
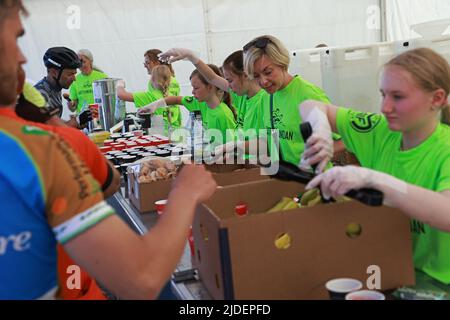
133, 84, 181, 129
69, 70, 108, 113
147, 76, 180, 97
262, 76, 331, 166
232, 90, 266, 131
181, 96, 236, 144
337, 107, 450, 284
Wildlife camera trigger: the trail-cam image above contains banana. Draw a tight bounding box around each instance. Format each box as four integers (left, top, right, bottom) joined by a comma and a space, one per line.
300, 188, 320, 206
275, 233, 291, 250
268, 197, 293, 213
306, 195, 322, 207
282, 199, 300, 210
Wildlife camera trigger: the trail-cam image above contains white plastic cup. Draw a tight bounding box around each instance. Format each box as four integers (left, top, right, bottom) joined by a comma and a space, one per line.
346, 290, 386, 300
325, 278, 363, 300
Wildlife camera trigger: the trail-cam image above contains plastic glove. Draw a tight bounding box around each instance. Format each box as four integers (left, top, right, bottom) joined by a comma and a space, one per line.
158, 48, 200, 65
136, 98, 167, 116
306, 166, 407, 206
213, 140, 246, 162
299, 102, 333, 173
115, 79, 125, 91
77, 109, 93, 127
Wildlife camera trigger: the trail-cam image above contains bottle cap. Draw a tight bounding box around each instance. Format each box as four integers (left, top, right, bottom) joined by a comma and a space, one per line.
235, 203, 248, 216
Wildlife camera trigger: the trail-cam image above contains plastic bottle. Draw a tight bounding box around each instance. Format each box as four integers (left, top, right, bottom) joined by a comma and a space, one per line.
192, 111, 203, 163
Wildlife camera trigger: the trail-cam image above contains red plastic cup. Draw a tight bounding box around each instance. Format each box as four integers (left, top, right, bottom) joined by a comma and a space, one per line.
89, 104, 99, 119
100, 146, 112, 153
155, 199, 167, 215
133, 130, 144, 137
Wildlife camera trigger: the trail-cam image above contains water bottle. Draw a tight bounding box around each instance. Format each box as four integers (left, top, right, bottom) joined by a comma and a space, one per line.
192, 111, 203, 163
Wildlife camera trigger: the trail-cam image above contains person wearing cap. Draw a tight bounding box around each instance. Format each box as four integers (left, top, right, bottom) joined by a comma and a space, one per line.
34, 46, 92, 128
68, 49, 108, 114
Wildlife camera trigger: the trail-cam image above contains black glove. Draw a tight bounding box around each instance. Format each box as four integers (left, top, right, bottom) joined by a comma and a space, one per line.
77, 109, 93, 127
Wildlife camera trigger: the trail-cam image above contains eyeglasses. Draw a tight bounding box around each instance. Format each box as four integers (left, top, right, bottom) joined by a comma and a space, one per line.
243, 37, 272, 52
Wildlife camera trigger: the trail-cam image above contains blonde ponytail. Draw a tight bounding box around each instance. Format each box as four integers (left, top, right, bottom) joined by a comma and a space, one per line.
151, 65, 171, 97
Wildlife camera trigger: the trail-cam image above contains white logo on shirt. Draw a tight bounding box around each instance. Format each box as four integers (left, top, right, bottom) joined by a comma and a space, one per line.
0, 232, 32, 255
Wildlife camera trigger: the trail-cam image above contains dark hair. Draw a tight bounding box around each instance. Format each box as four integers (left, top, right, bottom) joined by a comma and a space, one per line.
222, 50, 245, 76
0, 0, 28, 25
144, 49, 175, 77
190, 64, 237, 120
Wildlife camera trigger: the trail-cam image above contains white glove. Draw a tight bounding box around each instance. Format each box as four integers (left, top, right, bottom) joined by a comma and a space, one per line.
306, 166, 407, 206
115, 79, 125, 91
213, 140, 246, 162
137, 98, 167, 115
299, 102, 333, 173
158, 48, 200, 65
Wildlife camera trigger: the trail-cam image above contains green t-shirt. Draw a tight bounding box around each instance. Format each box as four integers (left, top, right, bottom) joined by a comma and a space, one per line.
133, 82, 181, 129
337, 107, 450, 284
262, 76, 331, 166
181, 96, 236, 144
232, 89, 266, 132
69, 70, 108, 113
147, 76, 180, 97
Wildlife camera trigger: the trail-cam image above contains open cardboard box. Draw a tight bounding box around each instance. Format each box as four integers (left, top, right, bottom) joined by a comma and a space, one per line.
192, 179, 415, 300
128, 163, 269, 213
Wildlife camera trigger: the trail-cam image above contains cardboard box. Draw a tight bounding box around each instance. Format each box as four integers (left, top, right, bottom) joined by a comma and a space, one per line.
128, 164, 269, 213
192, 179, 415, 300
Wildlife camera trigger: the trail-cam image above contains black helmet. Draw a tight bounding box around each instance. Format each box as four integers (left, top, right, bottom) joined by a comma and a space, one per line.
43, 47, 81, 70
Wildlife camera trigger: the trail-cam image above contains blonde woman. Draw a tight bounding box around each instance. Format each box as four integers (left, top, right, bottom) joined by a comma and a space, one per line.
242, 35, 333, 170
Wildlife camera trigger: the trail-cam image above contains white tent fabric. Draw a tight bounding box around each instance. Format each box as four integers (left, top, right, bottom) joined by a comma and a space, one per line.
386, 0, 450, 41
21, 0, 381, 119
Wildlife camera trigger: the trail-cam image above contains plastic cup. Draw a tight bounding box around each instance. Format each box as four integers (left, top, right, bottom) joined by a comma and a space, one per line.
155, 199, 167, 215
89, 104, 99, 119
325, 278, 363, 300
133, 130, 144, 137
346, 290, 385, 300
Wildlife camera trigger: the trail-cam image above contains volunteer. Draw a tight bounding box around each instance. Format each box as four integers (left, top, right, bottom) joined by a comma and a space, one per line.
0, 0, 217, 299
301, 48, 450, 284
159, 48, 265, 132
68, 49, 108, 114
241, 35, 333, 171
34, 46, 92, 128
117, 64, 182, 129
138, 64, 237, 145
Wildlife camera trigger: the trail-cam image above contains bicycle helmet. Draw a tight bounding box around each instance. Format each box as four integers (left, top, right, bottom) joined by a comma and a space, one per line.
43, 47, 81, 88
43, 47, 81, 70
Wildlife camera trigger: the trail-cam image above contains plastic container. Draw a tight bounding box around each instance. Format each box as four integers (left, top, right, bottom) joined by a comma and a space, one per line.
289, 47, 327, 88
321, 43, 392, 113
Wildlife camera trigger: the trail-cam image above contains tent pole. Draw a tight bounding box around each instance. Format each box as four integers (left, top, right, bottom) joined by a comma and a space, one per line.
202, 0, 214, 63
380, 0, 388, 42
